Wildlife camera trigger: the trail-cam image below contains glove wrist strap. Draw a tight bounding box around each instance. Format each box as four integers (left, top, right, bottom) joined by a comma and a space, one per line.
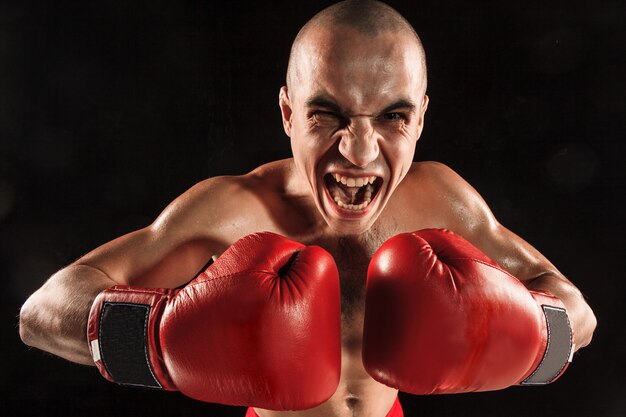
521, 292, 574, 385
87, 286, 176, 390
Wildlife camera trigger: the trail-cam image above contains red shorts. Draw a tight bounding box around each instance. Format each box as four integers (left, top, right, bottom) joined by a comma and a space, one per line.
245, 396, 403, 417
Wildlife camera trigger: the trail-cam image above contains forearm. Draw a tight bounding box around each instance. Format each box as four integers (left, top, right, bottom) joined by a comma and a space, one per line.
19, 264, 116, 365
525, 273, 597, 351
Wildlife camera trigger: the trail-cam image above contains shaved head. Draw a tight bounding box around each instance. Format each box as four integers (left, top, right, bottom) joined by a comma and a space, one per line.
286, 0, 427, 96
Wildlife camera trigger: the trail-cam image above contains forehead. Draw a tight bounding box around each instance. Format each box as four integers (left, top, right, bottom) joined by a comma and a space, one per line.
293, 28, 424, 111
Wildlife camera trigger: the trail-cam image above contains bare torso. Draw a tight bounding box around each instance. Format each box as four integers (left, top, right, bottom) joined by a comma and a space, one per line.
44, 157, 588, 417
16, 134, 596, 417
196, 159, 451, 417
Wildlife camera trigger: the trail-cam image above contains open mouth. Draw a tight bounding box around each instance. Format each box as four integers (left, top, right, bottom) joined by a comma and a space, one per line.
323, 173, 384, 211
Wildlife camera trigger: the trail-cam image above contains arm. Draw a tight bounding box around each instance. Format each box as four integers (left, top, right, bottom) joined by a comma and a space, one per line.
462, 223, 596, 351
19, 179, 231, 365
363, 163, 596, 393
20, 265, 115, 365
427, 162, 597, 350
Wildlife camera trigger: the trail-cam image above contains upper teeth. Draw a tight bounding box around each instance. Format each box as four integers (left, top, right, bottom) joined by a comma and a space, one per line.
333, 174, 377, 187
329, 173, 378, 211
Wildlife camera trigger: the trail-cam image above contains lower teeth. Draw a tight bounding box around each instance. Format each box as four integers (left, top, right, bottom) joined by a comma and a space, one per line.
329, 181, 376, 211
333, 196, 371, 211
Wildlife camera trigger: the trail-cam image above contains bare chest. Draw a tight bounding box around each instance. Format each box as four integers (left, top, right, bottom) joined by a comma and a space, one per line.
295, 219, 404, 339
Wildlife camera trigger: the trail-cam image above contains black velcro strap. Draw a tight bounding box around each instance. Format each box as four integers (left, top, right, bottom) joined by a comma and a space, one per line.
521, 305, 572, 385
98, 302, 162, 389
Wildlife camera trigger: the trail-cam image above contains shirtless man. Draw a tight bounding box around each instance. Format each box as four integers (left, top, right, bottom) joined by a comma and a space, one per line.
19, 1, 597, 417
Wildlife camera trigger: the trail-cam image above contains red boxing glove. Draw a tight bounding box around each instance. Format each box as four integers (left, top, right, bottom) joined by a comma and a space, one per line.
87, 232, 341, 410
363, 228, 573, 394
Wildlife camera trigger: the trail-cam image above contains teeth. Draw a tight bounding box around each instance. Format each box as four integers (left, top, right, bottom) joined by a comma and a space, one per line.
333, 174, 378, 186
364, 187, 373, 199
328, 173, 379, 211
336, 198, 371, 211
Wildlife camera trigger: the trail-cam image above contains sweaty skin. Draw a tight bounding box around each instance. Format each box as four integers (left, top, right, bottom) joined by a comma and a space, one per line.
19, 6, 596, 417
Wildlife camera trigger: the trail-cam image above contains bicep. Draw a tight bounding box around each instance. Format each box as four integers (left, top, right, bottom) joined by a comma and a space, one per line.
430, 164, 595, 347
456, 187, 597, 349
72, 175, 264, 288
74, 227, 211, 288
467, 221, 560, 284
74, 188, 224, 288
434, 163, 559, 282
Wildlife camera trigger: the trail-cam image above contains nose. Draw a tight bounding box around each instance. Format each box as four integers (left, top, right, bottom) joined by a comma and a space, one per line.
338, 118, 380, 168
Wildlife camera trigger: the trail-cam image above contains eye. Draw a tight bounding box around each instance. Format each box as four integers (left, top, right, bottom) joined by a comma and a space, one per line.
309, 111, 342, 127
312, 111, 338, 119
379, 112, 407, 122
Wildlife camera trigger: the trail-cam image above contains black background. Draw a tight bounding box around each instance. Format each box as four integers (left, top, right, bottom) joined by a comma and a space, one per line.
2, 1, 625, 416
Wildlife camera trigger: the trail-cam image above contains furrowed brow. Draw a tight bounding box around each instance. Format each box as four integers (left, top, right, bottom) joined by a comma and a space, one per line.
305, 95, 417, 116
380, 99, 417, 114
305, 95, 342, 113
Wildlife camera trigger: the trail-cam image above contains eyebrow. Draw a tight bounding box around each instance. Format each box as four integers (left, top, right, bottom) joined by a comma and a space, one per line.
305, 94, 417, 115
305, 95, 342, 113
379, 99, 417, 114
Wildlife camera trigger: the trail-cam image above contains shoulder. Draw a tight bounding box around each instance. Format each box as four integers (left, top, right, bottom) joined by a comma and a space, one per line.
150, 160, 290, 240
407, 161, 462, 184
155, 175, 253, 223
404, 161, 470, 198
403, 161, 499, 233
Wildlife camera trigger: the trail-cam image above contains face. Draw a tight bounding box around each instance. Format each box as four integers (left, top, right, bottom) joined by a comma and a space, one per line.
280, 27, 429, 235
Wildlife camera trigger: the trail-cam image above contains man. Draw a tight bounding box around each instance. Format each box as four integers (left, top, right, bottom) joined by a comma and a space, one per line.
19, 1, 596, 417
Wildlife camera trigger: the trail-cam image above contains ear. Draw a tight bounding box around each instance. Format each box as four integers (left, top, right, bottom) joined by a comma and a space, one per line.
415, 94, 429, 140
279, 86, 293, 137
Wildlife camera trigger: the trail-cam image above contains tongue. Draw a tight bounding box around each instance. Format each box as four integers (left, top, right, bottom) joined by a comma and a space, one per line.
328, 181, 373, 205
327, 181, 352, 204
